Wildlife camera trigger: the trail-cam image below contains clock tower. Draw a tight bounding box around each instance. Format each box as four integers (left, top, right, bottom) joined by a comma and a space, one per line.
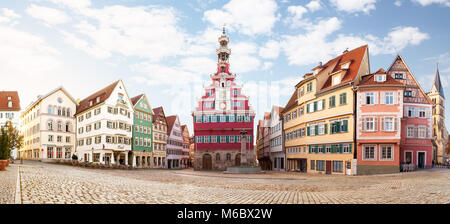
192, 28, 255, 171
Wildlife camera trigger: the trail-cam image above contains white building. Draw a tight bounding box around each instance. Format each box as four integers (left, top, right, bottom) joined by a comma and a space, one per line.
166, 115, 183, 169
19, 87, 77, 161
268, 106, 285, 171
0, 91, 21, 159
75, 80, 133, 165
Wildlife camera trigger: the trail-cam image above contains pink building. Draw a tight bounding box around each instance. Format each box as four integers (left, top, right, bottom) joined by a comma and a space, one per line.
192, 29, 255, 170
356, 68, 405, 175
387, 55, 433, 169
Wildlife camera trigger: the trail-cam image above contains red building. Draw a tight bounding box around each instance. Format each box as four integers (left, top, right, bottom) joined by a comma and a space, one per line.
192, 29, 255, 170
387, 55, 433, 169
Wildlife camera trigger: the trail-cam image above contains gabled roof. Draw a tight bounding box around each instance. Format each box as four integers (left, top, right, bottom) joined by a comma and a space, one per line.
0, 91, 20, 111
166, 115, 178, 135
359, 68, 405, 87
75, 80, 120, 115
432, 66, 445, 98
281, 89, 298, 114
131, 94, 144, 106
320, 45, 368, 90
23, 86, 78, 115
152, 106, 166, 124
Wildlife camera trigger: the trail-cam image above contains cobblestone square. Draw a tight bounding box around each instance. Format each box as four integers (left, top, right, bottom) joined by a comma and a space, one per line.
1, 160, 449, 204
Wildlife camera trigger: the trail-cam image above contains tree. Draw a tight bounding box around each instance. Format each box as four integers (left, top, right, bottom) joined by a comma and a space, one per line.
0, 127, 10, 160
5, 120, 23, 157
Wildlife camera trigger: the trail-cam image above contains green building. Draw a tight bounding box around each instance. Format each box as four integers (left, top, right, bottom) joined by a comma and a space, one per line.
130, 94, 153, 168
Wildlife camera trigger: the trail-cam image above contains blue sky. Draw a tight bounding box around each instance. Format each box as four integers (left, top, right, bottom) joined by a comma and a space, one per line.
1, 0, 449, 135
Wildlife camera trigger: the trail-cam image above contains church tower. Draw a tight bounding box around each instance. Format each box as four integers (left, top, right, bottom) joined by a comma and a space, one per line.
427, 65, 448, 164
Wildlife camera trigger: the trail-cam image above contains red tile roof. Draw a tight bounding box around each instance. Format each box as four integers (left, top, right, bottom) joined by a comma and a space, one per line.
320, 45, 368, 90
359, 69, 404, 87
75, 80, 120, 115
0, 91, 20, 111
166, 115, 178, 135
130, 94, 144, 106
152, 106, 166, 124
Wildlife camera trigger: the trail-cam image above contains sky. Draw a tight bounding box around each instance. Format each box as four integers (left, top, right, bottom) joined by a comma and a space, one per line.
1, 0, 450, 137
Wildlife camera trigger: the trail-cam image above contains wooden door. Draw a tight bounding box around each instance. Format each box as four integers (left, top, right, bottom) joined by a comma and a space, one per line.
202, 154, 212, 170
326, 161, 332, 174
235, 153, 241, 166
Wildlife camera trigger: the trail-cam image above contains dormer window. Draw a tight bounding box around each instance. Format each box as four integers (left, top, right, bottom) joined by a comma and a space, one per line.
7, 97, 11, 100
332, 75, 341, 86
394, 73, 403, 79
89, 101, 93, 107
96, 97, 100, 103
8, 101, 12, 108
375, 74, 386, 82
341, 62, 351, 69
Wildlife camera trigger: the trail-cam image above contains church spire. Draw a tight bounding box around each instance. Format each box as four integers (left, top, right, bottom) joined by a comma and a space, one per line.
432, 63, 445, 98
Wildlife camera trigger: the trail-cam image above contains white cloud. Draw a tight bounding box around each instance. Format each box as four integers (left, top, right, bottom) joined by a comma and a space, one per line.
26, 4, 71, 26
179, 57, 217, 74
131, 63, 203, 86
285, 5, 308, 28
229, 41, 262, 73
203, 0, 279, 35
60, 31, 111, 58
262, 62, 274, 70
424, 52, 450, 64
330, 0, 377, 14
259, 40, 281, 59
62, 5, 187, 62
282, 16, 429, 66
411, 0, 450, 7
0, 8, 21, 25
395, 0, 402, 6
306, 0, 322, 11
39, 0, 92, 9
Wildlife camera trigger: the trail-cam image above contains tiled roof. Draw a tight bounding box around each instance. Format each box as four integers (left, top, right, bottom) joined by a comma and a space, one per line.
75, 80, 120, 115
0, 91, 20, 111
320, 45, 368, 90
281, 89, 298, 114
152, 106, 166, 124
130, 94, 144, 106
166, 115, 178, 135
359, 69, 404, 87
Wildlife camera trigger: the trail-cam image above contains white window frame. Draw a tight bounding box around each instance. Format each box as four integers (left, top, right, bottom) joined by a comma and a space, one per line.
385, 92, 394, 105
362, 145, 377, 161
380, 145, 394, 161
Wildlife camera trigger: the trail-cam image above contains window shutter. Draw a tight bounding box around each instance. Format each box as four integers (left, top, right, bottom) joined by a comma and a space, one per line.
306, 104, 310, 113
322, 99, 325, 110
394, 118, 398, 131
308, 145, 311, 153
226, 136, 229, 143
324, 124, 328, 134
307, 126, 310, 136
380, 92, 385, 104
331, 145, 336, 153
322, 145, 326, 153
315, 145, 318, 153
313, 102, 317, 111
394, 92, 398, 105
404, 108, 408, 117
343, 120, 348, 132
414, 127, 418, 138
226, 116, 229, 122
361, 118, 365, 132
362, 93, 366, 105
315, 125, 319, 135
374, 92, 379, 104
381, 117, 384, 131
336, 122, 341, 133
374, 118, 378, 131
217, 136, 220, 142
349, 143, 352, 153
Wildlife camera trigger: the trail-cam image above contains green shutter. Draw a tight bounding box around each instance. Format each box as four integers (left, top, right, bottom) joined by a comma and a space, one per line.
323, 145, 326, 153
306, 104, 310, 113
331, 145, 335, 153
336, 122, 341, 133
217, 136, 220, 142
322, 99, 325, 110
209, 136, 212, 142
307, 126, 310, 136
313, 101, 317, 111
339, 144, 343, 153
324, 124, 328, 134
201, 136, 204, 143
308, 145, 311, 153
343, 120, 348, 132
349, 143, 352, 153
315, 145, 318, 153
226, 136, 229, 143
315, 125, 318, 135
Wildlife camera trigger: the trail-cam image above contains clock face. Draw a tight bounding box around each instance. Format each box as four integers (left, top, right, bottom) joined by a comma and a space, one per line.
220, 102, 226, 110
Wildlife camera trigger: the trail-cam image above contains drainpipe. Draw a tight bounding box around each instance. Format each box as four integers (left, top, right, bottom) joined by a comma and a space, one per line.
352, 84, 359, 160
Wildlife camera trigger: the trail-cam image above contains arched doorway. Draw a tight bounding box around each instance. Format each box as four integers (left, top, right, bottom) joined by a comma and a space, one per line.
235, 153, 241, 166
202, 154, 212, 170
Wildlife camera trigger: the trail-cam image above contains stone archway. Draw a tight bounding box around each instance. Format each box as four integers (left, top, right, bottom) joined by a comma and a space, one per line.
202, 154, 212, 170
235, 153, 241, 166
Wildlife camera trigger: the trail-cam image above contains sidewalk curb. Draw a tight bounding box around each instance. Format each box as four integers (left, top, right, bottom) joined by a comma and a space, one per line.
14, 166, 22, 204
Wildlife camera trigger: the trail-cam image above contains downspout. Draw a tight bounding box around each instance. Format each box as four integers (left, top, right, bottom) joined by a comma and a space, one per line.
352, 84, 359, 160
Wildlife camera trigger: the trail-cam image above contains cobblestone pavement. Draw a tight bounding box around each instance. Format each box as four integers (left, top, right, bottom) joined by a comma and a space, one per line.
0, 164, 18, 204
13, 161, 450, 204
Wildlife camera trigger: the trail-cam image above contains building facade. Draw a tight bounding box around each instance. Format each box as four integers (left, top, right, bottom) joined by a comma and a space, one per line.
131, 94, 153, 168
166, 115, 183, 169
75, 80, 133, 165
152, 107, 167, 168
192, 29, 255, 171
181, 125, 190, 168
268, 106, 285, 171
356, 69, 405, 175
0, 91, 21, 159
258, 113, 271, 170
19, 87, 77, 161
387, 55, 433, 169
282, 45, 370, 175
426, 66, 448, 164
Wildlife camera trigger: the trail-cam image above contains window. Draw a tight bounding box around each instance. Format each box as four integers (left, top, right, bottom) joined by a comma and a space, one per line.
57, 136, 62, 142
47, 147, 53, 159
405, 91, 412, 97
384, 117, 394, 131
216, 153, 221, 161
407, 107, 415, 117
233, 90, 239, 95
375, 75, 385, 82
363, 145, 376, 160
333, 161, 343, 173
332, 75, 341, 85
380, 145, 393, 160
407, 126, 415, 138
418, 108, 426, 118
316, 160, 325, 171
329, 96, 336, 108
394, 73, 403, 79
226, 153, 231, 161
364, 117, 376, 132
306, 82, 313, 92
48, 135, 53, 142
365, 92, 374, 105
310, 160, 315, 170
385, 92, 394, 105
339, 93, 347, 105
47, 121, 53, 131
418, 126, 426, 138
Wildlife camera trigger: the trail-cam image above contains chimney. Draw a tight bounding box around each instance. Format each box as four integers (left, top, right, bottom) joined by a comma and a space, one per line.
343, 48, 349, 54
318, 61, 322, 67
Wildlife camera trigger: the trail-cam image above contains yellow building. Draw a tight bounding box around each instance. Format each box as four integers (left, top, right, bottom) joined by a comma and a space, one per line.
282, 45, 370, 175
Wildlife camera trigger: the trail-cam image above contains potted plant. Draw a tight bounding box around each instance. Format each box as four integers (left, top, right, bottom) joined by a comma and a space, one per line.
72, 154, 78, 166
0, 127, 10, 171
